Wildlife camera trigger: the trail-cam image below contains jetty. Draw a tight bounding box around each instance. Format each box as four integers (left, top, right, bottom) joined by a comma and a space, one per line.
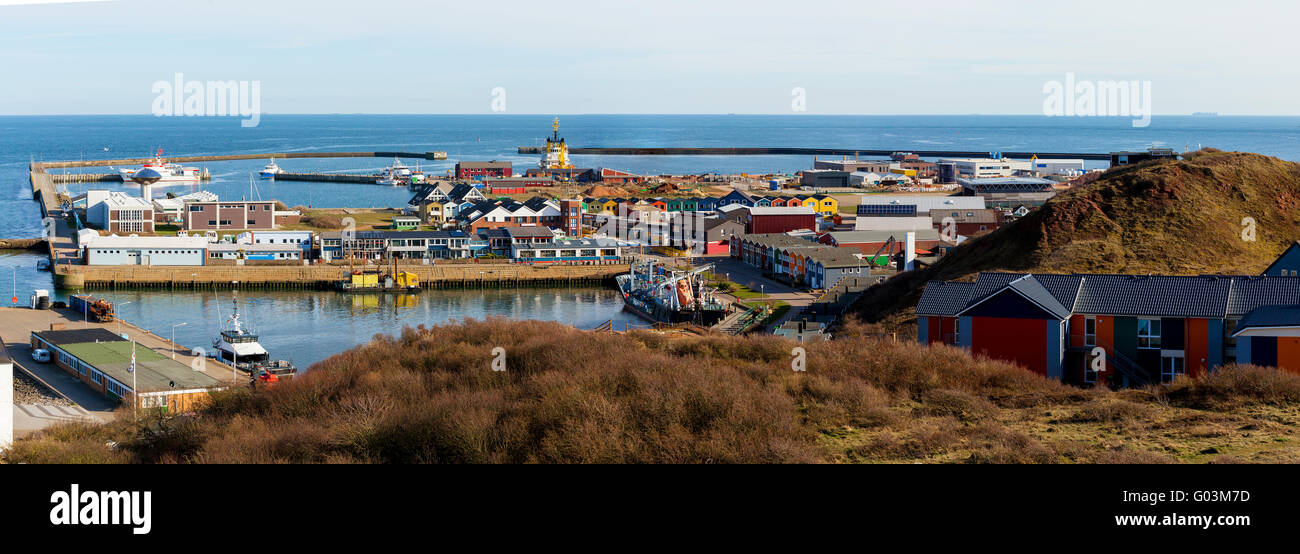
52, 262, 630, 290
36, 150, 448, 170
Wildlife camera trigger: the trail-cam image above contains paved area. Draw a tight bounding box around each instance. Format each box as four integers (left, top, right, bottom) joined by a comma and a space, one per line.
13, 403, 98, 438
698, 257, 817, 332
0, 306, 240, 433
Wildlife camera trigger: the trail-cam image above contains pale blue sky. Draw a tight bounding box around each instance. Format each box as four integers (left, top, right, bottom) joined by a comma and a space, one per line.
1, 0, 1296, 115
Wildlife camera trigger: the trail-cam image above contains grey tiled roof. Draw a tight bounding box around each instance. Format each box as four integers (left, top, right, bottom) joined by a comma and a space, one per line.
1005, 275, 1073, 320
932, 272, 1300, 321
1235, 305, 1300, 334
916, 281, 975, 316
1225, 276, 1300, 317
968, 272, 1084, 311
1072, 275, 1232, 318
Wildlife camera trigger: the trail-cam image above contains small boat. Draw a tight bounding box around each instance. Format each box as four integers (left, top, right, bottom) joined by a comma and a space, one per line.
259, 158, 284, 179
36, 259, 51, 271
212, 297, 297, 379
376, 177, 400, 186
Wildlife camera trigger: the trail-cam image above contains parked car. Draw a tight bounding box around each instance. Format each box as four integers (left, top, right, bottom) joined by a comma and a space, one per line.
31, 348, 51, 363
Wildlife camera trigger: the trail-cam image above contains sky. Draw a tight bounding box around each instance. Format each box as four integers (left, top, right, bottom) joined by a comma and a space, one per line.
0, 0, 1297, 115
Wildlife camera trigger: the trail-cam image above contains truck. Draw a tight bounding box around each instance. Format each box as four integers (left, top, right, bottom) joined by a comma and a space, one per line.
69, 294, 115, 323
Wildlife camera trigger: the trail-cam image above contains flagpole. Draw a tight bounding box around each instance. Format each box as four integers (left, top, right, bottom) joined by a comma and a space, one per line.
131, 341, 137, 413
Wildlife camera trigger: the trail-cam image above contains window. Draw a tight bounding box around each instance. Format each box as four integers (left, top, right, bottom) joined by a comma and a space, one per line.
1084, 317, 1097, 346
952, 318, 961, 345
1137, 318, 1161, 349
1223, 318, 1239, 363
91, 370, 103, 384
1161, 355, 1185, 383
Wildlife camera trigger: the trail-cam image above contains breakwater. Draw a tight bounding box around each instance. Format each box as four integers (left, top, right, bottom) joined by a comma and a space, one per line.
35, 150, 448, 170
516, 146, 1113, 160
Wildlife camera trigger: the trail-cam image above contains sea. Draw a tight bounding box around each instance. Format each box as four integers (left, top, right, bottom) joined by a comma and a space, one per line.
2, 114, 1298, 367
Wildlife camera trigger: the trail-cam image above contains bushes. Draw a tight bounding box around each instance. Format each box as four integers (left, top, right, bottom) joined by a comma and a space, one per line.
305, 214, 344, 229
7, 319, 1300, 464
1161, 365, 1300, 409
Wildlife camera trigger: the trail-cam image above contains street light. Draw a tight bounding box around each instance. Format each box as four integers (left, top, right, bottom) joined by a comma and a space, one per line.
9, 266, 16, 305
116, 301, 131, 335
171, 322, 188, 359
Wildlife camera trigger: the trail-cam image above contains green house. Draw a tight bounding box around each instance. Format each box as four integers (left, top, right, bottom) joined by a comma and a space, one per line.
392, 216, 421, 230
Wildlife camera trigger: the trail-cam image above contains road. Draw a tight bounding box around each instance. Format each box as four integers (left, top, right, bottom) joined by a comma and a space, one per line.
702, 256, 816, 332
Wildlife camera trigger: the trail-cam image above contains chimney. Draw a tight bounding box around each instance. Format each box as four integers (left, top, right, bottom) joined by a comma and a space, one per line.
904, 231, 916, 271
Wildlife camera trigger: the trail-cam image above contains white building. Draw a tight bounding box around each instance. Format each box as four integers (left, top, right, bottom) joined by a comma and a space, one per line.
86, 190, 153, 233
854, 216, 934, 232
937, 158, 1033, 180
855, 195, 986, 215
0, 348, 12, 449
153, 191, 219, 224
84, 234, 209, 266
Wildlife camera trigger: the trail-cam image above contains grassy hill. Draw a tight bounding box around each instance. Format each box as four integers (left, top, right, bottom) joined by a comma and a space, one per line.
6, 318, 1300, 464
851, 149, 1300, 328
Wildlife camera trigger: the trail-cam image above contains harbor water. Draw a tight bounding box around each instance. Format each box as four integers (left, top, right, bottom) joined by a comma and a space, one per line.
3, 114, 1299, 367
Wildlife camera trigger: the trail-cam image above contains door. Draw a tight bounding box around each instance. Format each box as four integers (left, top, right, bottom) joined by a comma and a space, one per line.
126, 251, 140, 265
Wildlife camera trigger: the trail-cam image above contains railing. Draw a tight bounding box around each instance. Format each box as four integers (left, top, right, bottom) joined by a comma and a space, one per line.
1073, 336, 1151, 387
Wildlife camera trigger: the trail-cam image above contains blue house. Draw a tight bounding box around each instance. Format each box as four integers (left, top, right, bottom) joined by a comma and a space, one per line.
718, 189, 754, 207
696, 197, 719, 212
1263, 242, 1300, 276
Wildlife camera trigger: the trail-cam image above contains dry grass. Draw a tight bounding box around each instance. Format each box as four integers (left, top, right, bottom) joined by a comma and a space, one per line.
5, 318, 1300, 464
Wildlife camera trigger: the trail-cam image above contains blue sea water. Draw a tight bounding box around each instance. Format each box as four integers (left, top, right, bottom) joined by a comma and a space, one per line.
1, 114, 1297, 367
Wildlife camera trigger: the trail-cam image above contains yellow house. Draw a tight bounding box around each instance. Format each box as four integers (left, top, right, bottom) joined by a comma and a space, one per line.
421, 200, 445, 223
799, 196, 819, 212
600, 199, 619, 214
814, 195, 838, 217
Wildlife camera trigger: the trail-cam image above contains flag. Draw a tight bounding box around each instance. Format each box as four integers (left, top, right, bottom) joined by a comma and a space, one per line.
129, 342, 136, 374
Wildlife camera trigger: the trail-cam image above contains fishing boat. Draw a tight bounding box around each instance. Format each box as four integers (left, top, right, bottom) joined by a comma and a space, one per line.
211, 297, 298, 379
615, 260, 727, 326
118, 149, 203, 185
259, 158, 284, 178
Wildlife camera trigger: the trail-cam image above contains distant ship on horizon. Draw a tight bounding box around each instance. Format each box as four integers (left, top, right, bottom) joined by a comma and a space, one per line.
1192, 112, 1220, 117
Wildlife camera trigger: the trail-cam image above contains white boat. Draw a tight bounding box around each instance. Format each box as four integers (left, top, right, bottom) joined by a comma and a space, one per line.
118, 149, 203, 186
211, 297, 297, 378
386, 157, 412, 178
377, 176, 400, 186
259, 158, 284, 179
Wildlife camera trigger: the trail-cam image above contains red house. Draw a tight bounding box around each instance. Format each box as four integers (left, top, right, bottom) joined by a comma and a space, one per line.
745, 206, 817, 234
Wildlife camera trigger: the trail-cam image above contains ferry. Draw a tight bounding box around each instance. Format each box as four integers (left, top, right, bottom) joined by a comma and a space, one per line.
615, 261, 727, 326
386, 157, 412, 178
211, 297, 298, 379
118, 149, 203, 186
259, 158, 284, 179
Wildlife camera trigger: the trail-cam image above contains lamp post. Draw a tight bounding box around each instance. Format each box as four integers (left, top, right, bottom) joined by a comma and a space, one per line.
171, 322, 187, 360
9, 266, 16, 305
116, 301, 131, 335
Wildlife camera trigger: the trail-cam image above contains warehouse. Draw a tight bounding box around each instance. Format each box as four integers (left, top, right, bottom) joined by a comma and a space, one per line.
83, 234, 209, 266
745, 206, 817, 234
30, 329, 225, 412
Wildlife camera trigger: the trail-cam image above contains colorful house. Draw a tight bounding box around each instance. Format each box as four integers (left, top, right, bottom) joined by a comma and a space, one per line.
696, 197, 719, 212
718, 189, 754, 207
917, 272, 1300, 387
812, 195, 838, 217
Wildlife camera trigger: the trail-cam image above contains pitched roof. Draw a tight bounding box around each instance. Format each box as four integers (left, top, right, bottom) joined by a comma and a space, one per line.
926, 272, 1300, 321
1233, 305, 1300, 335
916, 281, 975, 316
